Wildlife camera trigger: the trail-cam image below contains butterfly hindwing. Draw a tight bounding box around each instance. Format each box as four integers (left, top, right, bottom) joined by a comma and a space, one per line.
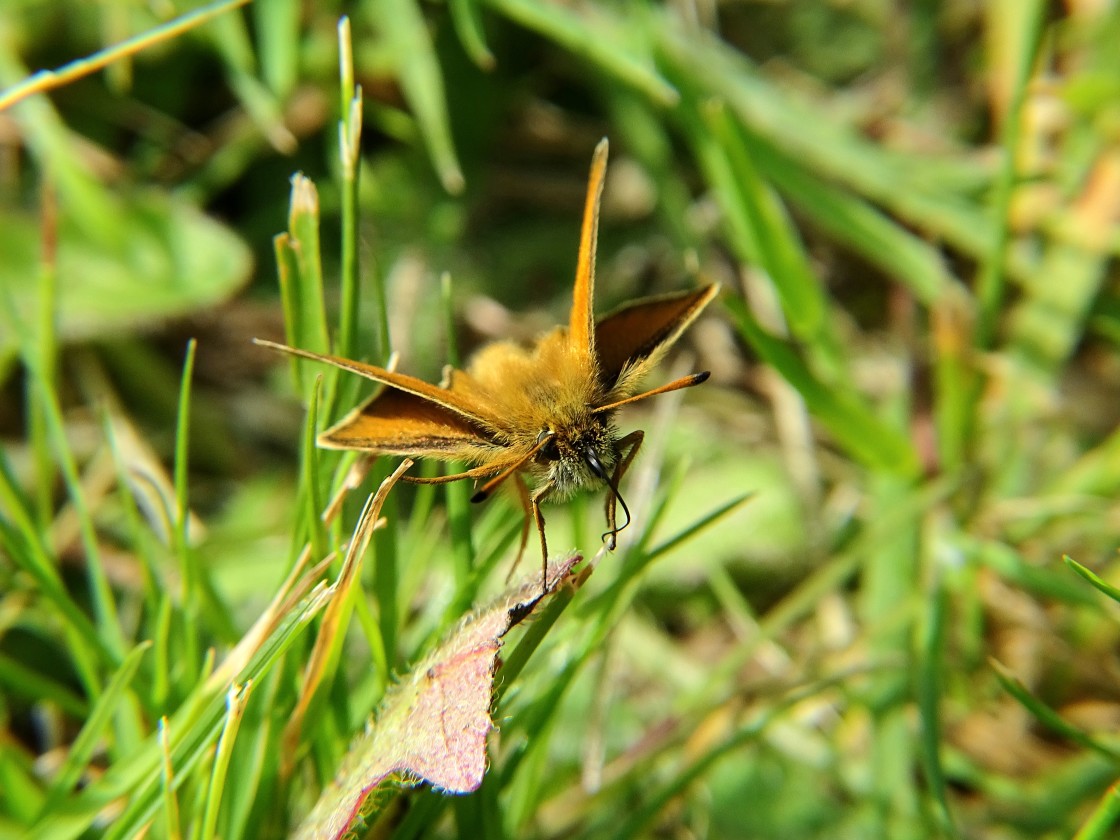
593, 284, 719, 390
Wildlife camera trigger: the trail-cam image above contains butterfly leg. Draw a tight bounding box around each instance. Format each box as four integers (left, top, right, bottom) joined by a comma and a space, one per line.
505, 473, 532, 582
530, 483, 552, 594
604, 430, 644, 550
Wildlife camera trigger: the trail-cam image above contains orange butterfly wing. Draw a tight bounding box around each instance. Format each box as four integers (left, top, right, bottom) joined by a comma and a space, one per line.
568, 138, 609, 376
320, 387, 501, 463
253, 339, 497, 425
253, 338, 506, 464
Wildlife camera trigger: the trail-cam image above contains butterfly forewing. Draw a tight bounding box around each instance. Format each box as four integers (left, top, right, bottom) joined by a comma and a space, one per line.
253, 339, 499, 428
320, 388, 500, 462
594, 284, 719, 391
568, 138, 610, 375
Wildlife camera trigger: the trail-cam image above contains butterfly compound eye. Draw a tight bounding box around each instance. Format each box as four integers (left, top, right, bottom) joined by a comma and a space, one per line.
536, 429, 559, 461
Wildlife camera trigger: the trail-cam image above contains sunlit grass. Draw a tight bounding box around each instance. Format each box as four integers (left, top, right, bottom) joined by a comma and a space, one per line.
3, 1, 1120, 838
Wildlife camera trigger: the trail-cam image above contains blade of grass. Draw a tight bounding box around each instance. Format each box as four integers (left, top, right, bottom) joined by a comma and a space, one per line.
654, 18, 1014, 274
0, 652, 87, 719
300, 376, 328, 565
970, 541, 1101, 607
993, 660, 1120, 763
35, 642, 151, 818
931, 290, 975, 473
500, 488, 748, 824
29, 185, 57, 530
0, 745, 45, 824
101, 410, 162, 605
0, 292, 126, 666
253, 0, 300, 98
681, 475, 955, 713
158, 718, 183, 840
274, 232, 305, 393
694, 100, 827, 343
287, 175, 330, 356
742, 130, 954, 307
974, 0, 1048, 348
441, 273, 476, 595
1008, 236, 1112, 375
1073, 780, 1120, 840
337, 17, 363, 363
724, 295, 920, 476
371, 0, 465, 194
448, 0, 496, 70
282, 461, 412, 778
916, 577, 957, 837
205, 7, 295, 153
0, 0, 251, 110
484, 0, 678, 106
173, 339, 198, 599
199, 682, 253, 840
1064, 556, 1120, 604
496, 559, 583, 692
0, 457, 112, 676
612, 710, 772, 840
30, 582, 334, 840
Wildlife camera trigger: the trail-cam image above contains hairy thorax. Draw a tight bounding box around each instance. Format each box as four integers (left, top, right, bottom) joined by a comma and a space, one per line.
463, 328, 620, 497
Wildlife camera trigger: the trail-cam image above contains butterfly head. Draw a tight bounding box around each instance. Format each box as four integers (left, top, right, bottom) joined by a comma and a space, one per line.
534, 418, 618, 500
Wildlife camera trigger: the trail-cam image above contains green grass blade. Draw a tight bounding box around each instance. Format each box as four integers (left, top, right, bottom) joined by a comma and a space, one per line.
993, 661, 1120, 763
206, 7, 294, 155
0, 0, 251, 109
253, 0, 300, 98
372, 0, 465, 194
34, 642, 151, 818
974, 0, 1048, 348
157, 717, 183, 840
448, 0, 496, 70
1065, 556, 1120, 604
29, 219, 57, 530
0, 652, 87, 719
29, 583, 333, 840
199, 683, 253, 840
485, 0, 677, 106
287, 175, 330, 355
696, 100, 827, 341
743, 131, 954, 306
173, 339, 198, 598
655, 19, 1006, 270
724, 295, 920, 476
916, 579, 957, 837
442, 274, 476, 590
300, 376, 327, 565
4, 331, 126, 664
1073, 781, 1120, 840
337, 17, 363, 362
0, 457, 111, 673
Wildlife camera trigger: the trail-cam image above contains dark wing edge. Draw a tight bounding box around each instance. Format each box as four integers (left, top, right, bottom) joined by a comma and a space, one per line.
253, 338, 499, 429
319, 387, 501, 462
593, 284, 719, 389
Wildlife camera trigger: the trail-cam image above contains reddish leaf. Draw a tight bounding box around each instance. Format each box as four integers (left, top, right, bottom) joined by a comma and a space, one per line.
294, 553, 586, 840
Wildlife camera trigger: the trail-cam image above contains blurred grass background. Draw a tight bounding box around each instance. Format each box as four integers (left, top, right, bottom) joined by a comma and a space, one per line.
3, 0, 1120, 837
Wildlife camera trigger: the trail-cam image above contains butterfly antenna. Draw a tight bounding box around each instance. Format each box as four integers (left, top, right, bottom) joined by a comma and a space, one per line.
592, 371, 710, 414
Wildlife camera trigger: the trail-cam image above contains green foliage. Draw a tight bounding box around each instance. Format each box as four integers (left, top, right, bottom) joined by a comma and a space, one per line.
3, 1, 1120, 838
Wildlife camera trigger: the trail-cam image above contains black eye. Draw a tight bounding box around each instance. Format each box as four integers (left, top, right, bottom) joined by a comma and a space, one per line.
584, 447, 607, 480
536, 430, 559, 460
